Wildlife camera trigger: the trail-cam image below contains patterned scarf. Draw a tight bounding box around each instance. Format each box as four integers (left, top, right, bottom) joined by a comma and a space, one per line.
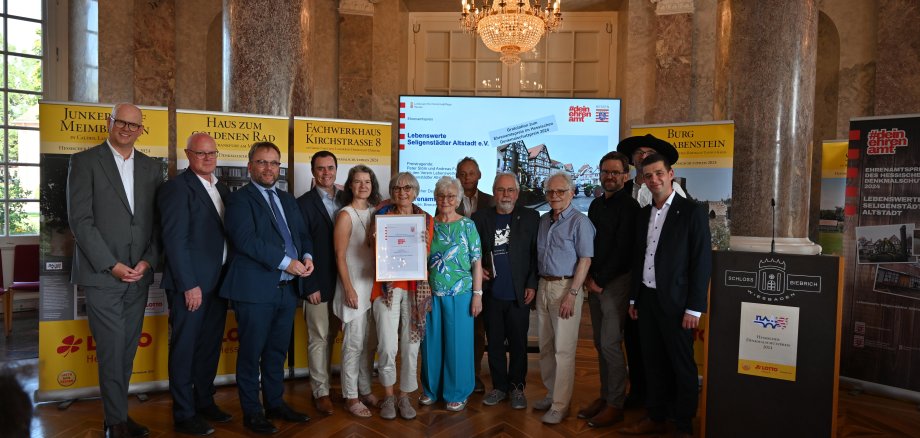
375, 202, 433, 343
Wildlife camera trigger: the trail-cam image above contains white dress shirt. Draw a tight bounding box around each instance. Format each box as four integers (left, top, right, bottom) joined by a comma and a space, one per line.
107, 140, 135, 214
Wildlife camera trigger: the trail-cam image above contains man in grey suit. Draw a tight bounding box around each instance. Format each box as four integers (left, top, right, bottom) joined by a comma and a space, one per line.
67, 103, 163, 438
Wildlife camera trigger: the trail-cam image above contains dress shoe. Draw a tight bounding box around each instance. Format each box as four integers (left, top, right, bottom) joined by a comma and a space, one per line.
243, 413, 278, 435
587, 405, 624, 428
126, 417, 149, 438
105, 422, 129, 438
174, 416, 214, 436
197, 404, 233, 423
265, 403, 310, 423
619, 417, 668, 435
314, 395, 334, 416
577, 398, 606, 419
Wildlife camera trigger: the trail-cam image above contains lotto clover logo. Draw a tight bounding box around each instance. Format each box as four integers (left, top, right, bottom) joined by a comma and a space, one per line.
57, 335, 83, 357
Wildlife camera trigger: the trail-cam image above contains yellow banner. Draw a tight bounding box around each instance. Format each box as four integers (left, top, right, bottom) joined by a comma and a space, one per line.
293, 118, 391, 165
38, 316, 170, 392
821, 140, 848, 179
738, 359, 797, 381
39, 101, 168, 157
176, 110, 289, 164
631, 122, 734, 166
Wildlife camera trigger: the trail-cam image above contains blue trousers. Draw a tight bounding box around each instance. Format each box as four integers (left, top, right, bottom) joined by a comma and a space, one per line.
233, 283, 297, 414
421, 293, 474, 403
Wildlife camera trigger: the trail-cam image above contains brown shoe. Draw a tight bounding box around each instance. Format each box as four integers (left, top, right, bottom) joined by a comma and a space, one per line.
587, 405, 624, 428
577, 398, 606, 419
618, 417, 668, 435
314, 395, 334, 416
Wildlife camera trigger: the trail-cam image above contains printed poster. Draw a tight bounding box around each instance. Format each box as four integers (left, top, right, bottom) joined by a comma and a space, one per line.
37, 101, 169, 400
737, 302, 800, 381
819, 140, 847, 256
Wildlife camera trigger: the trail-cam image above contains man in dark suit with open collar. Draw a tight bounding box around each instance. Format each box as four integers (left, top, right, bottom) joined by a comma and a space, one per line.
220, 142, 313, 434
295, 150, 341, 415
158, 133, 232, 435
471, 172, 539, 410
67, 103, 163, 438
620, 153, 712, 438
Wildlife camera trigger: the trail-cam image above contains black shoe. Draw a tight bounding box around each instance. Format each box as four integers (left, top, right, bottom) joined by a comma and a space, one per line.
126, 417, 149, 438
265, 403, 310, 423
174, 416, 214, 436
105, 422, 129, 438
197, 404, 233, 423
243, 413, 278, 435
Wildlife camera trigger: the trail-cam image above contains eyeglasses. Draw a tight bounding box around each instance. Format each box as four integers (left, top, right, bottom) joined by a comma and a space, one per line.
599, 170, 628, 176
186, 149, 219, 159
111, 118, 143, 132
633, 148, 655, 157
546, 189, 570, 197
393, 185, 415, 192
253, 159, 282, 168
435, 194, 457, 201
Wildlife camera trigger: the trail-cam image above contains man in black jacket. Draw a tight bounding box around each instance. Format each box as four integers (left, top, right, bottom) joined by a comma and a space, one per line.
472, 172, 539, 410
620, 153, 712, 438
580, 151, 640, 428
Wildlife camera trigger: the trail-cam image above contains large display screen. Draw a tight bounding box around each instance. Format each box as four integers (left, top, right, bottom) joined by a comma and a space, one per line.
398, 96, 621, 214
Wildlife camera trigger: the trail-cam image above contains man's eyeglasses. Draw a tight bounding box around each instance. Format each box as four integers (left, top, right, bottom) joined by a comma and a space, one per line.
186, 149, 220, 159
494, 187, 518, 194
546, 189, 570, 197
253, 159, 282, 168
599, 170, 628, 176
111, 118, 143, 132
393, 185, 415, 192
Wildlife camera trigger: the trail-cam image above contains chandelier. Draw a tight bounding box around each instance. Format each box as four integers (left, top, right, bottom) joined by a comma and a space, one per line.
460, 1, 563, 65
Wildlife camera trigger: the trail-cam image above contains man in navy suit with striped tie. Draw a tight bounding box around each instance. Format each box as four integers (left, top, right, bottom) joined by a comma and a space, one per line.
220, 142, 314, 434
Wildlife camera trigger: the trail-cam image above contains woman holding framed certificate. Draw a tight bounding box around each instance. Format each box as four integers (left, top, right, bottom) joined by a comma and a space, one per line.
370, 172, 434, 421
332, 165, 382, 418
420, 176, 484, 412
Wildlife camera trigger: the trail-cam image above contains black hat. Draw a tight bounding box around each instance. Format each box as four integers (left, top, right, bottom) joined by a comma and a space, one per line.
616, 134, 679, 165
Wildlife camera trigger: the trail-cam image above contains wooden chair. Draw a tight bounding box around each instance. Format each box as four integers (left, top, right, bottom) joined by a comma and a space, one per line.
6, 244, 39, 335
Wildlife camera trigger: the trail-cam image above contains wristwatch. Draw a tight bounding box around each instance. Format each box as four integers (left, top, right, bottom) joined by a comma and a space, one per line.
472, 290, 483, 296
568, 288, 579, 296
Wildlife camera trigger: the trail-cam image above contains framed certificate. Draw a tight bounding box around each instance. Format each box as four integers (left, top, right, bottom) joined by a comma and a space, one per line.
375, 214, 428, 281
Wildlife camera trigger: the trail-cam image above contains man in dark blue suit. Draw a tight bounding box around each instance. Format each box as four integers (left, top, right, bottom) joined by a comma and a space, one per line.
159, 133, 232, 436
220, 142, 313, 434
620, 153, 712, 438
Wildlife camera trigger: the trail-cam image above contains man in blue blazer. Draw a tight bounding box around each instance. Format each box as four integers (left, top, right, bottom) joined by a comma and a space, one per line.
621, 153, 712, 438
158, 133, 232, 436
220, 142, 314, 434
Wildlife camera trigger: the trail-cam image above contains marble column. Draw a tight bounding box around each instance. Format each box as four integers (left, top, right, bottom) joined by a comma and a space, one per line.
338, 0, 374, 121
223, 0, 306, 116
652, 0, 694, 123
68, 0, 98, 102
133, 0, 176, 107
714, 0, 820, 254
98, 0, 136, 103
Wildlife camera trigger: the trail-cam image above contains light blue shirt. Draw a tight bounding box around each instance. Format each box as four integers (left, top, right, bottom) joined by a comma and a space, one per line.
537, 204, 595, 277
315, 186, 340, 221
251, 180, 312, 281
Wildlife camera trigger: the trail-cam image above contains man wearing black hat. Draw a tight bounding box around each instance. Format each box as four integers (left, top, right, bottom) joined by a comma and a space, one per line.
616, 134, 686, 207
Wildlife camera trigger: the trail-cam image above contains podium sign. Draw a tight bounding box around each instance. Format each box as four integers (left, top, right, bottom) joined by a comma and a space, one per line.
702, 251, 843, 437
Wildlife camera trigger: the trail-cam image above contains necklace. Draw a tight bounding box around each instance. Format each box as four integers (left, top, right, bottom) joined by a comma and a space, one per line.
353, 205, 369, 231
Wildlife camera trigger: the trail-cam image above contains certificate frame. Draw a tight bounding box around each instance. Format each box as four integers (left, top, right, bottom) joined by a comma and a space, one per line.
375, 214, 428, 282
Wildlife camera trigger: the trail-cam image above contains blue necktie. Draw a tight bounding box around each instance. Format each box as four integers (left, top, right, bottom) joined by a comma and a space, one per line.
265, 189, 298, 260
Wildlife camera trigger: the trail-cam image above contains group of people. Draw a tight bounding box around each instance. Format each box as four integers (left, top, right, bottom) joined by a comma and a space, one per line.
67, 103, 711, 438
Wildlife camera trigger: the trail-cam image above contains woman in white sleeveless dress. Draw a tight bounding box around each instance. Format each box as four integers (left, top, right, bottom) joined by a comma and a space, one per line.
333, 165, 382, 417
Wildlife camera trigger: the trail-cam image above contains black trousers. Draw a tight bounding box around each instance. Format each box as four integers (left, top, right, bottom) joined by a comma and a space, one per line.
638, 286, 698, 433
483, 293, 530, 392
